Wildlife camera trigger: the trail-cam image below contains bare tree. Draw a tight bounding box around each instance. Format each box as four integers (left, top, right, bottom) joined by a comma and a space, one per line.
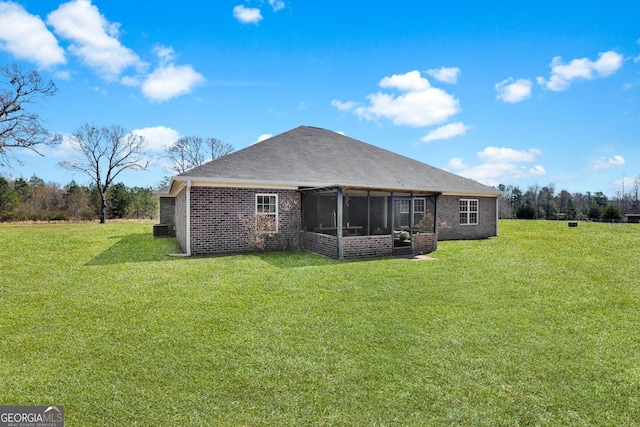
165, 135, 233, 173
165, 136, 204, 174
206, 137, 234, 161
0, 64, 60, 167
59, 124, 149, 223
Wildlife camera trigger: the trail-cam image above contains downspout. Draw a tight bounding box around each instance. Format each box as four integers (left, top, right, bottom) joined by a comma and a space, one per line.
170, 180, 192, 257
186, 180, 192, 255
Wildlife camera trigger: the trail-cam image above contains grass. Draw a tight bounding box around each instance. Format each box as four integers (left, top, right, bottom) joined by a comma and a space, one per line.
0, 220, 639, 426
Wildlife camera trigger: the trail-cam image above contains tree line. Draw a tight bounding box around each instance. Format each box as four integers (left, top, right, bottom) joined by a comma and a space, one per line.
0, 175, 156, 222
497, 181, 640, 221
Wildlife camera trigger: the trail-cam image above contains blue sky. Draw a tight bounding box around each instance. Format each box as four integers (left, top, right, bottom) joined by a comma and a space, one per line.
1, 0, 639, 196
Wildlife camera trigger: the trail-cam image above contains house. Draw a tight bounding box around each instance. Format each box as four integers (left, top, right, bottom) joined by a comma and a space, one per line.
156, 126, 502, 259
625, 213, 640, 223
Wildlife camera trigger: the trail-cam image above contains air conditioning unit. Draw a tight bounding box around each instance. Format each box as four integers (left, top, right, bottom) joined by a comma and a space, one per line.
153, 223, 169, 238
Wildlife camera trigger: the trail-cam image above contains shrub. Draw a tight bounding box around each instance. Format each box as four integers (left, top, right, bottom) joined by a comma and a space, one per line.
587, 204, 601, 219
601, 205, 621, 221
516, 204, 536, 219
48, 212, 70, 221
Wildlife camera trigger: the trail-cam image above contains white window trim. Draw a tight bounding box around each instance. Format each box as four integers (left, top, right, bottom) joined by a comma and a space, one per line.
412, 197, 426, 228
460, 198, 479, 226
255, 193, 278, 233
413, 198, 426, 214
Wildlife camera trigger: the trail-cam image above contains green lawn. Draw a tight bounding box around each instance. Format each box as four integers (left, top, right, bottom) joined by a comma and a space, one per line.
0, 220, 639, 426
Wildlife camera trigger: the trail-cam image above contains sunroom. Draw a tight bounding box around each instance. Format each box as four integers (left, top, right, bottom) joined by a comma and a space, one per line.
300, 187, 439, 259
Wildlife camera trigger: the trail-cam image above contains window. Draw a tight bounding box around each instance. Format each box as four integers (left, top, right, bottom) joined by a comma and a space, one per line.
256, 194, 278, 233
460, 199, 478, 225
413, 198, 426, 226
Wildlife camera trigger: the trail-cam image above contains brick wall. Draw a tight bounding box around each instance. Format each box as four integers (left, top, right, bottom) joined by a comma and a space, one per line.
302, 232, 338, 258
303, 232, 432, 259
342, 235, 393, 259
189, 187, 301, 255
159, 197, 176, 237
437, 195, 497, 240
412, 232, 436, 254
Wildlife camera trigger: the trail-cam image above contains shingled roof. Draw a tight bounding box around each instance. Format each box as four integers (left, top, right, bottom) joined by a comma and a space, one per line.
172, 126, 501, 196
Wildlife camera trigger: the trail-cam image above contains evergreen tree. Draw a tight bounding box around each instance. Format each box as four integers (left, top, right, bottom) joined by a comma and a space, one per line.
516, 204, 536, 219
126, 187, 156, 219
565, 198, 577, 220
0, 177, 18, 219
107, 182, 130, 219
601, 205, 621, 221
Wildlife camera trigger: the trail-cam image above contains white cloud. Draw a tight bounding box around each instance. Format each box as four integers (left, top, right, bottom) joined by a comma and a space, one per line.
54, 70, 72, 80
420, 122, 470, 143
537, 50, 624, 91
47, 0, 144, 80
613, 174, 638, 189
233, 5, 263, 24
254, 134, 273, 144
447, 157, 469, 170
478, 147, 542, 163
35, 132, 77, 159
141, 63, 205, 102
120, 75, 141, 86
153, 45, 177, 65
593, 155, 625, 170
269, 0, 285, 11
0, 1, 202, 102
130, 126, 180, 152
426, 67, 460, 84
331, 99, 360, 111
116, 44, 204, 102
591, 51, 624, 76
0, 1, 65, 68
380, 70, 430, 91
333, 70, 460, 127
495, 78, 532, 103
447, 146, 545, 186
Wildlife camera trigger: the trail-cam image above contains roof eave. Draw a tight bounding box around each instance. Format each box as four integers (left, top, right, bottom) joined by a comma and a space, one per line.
441, 190, 502, 197
166, 176, 333, 194
161, 176, 501, 197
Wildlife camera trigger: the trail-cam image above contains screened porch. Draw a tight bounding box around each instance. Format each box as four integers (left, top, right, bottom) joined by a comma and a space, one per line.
301, 188, 438, 257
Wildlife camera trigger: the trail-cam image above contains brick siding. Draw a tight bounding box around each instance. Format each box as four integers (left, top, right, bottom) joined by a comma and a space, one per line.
342, 235, 393, 259
302, 231, 338, 258
437, 195, 497, 240
159, 197, 176, 237
412, 232, 436, 254
188, 187, 301, 255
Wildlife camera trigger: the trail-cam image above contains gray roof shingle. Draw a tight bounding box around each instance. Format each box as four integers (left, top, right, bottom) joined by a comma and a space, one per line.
177, 126, 501, 196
